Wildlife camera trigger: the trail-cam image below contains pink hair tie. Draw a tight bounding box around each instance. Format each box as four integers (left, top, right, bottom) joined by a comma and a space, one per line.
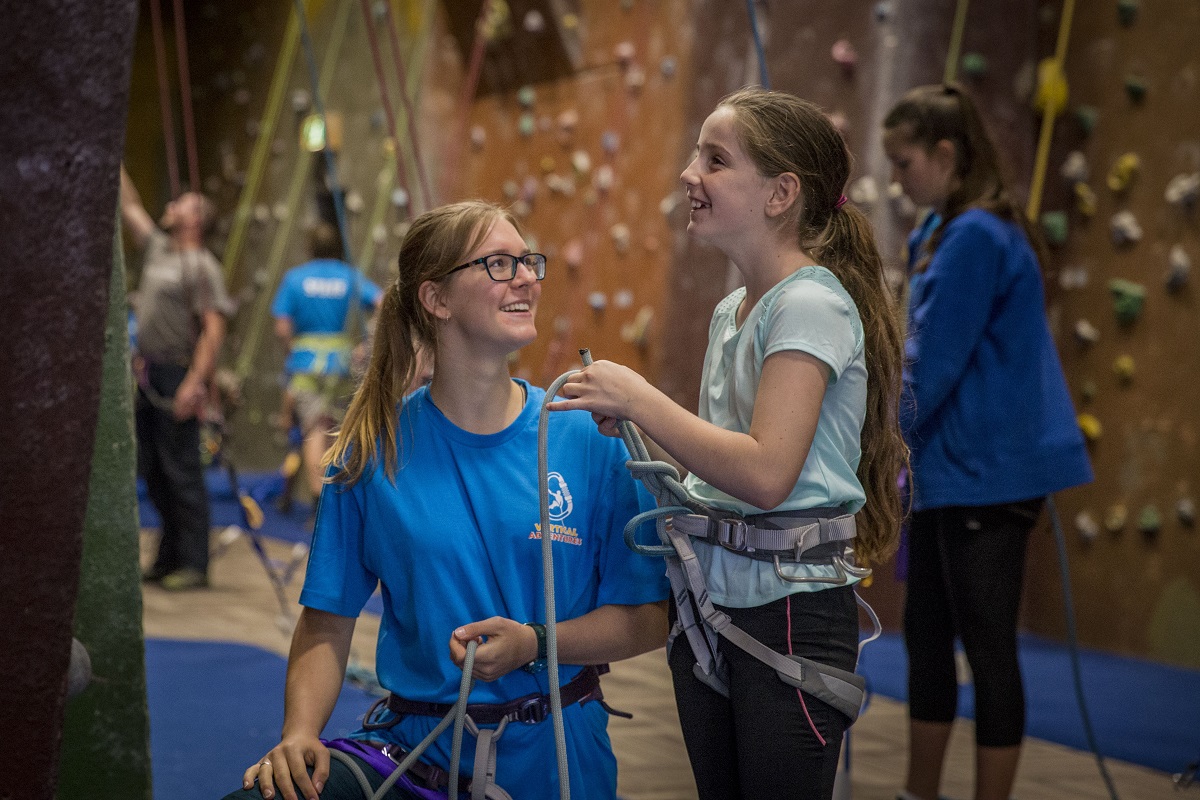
835, 194, 849, 210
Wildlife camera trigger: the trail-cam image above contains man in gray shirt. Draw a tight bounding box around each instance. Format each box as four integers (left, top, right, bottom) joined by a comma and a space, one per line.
121, 166, 232, 591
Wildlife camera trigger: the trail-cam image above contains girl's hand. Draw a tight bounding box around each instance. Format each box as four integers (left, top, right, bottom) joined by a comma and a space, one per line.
242, 736, 328, 800
449, 617, 537, 681
546, 360, 648, 422
591, 412, 622, 438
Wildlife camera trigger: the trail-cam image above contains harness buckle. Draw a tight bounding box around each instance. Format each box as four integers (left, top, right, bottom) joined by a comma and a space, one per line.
513, 696, 548, 724
716, 518, 749, 551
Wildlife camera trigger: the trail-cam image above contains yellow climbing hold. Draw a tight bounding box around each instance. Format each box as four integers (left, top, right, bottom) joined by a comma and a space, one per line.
1113, 354, 1136, 384
1107, 152, 1140, 192
1077, 412, 1103, 442
1033, 58, 1069, 116
1074, 182, 1097, 216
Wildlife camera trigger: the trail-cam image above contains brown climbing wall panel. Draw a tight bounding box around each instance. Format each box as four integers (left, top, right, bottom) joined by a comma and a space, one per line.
1023, 0, 1200, 667
447, 0, 696, 387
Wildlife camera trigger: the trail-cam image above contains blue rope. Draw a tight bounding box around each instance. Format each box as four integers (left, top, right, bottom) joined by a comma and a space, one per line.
1047, 494, 1121, 800
745, 0, 770, 89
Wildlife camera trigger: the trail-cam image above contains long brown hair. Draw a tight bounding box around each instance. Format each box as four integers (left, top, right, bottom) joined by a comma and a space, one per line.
323, 200, 522, 485
718, 87, 909, 561
883, 83, 1047, 271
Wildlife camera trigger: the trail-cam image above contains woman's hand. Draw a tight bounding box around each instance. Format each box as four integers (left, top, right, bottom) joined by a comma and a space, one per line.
449, 617, 537, 681
241, 735, 328, 800
546, 360, 650, 424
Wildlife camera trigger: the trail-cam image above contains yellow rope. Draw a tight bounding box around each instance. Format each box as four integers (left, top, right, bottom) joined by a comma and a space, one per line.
1027, 0, 1076, 221
235, 0, 354, 381
943, 0, 971, 84
222, 6, 302, 282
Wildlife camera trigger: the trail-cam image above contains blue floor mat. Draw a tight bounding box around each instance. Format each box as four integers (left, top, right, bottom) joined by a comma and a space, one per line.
857, 632, 1200, 775
138, 468, 315, 545
146, 638, 377, 800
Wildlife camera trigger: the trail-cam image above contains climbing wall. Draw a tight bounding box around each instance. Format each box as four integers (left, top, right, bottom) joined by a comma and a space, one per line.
120, 0, 1197, 666
1021, 0, 1200, 667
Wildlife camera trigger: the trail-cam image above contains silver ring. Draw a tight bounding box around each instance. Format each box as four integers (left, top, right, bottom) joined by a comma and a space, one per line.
260, 758, 272, 768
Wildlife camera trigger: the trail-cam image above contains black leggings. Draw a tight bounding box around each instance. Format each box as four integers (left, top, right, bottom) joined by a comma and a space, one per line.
904, 499, 1042, 747
669, 587, 859, 799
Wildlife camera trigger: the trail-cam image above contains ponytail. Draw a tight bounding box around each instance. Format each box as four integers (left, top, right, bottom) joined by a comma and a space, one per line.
323, 280, 420, 485
814, 205, 909, 561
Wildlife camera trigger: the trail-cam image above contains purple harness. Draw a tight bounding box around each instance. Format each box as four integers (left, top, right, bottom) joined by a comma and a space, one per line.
323, 738, 454, 799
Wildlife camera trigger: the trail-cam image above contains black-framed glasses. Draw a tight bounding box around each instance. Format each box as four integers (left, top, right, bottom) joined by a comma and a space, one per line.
447, 252, 547, 282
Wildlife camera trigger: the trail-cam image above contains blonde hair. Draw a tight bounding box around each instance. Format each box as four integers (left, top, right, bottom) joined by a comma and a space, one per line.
718, 87, 909, 561
324, 200, 521, 485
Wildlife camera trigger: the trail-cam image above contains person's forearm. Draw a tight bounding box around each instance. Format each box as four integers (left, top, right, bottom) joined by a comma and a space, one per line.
554, 601, 668, 664
189, 313, 225, 383
281, 608, 355, 739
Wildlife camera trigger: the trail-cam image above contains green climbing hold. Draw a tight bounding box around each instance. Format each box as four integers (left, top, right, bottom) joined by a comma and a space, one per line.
1124, 74, 1147, 103
1117, 0, 1139, 26
1108, 278, 1146, 325
1075, 105, 1099, 135
961, 52, 988, 78
1041, 210, 1069, 246
1138, 504, 1161, 535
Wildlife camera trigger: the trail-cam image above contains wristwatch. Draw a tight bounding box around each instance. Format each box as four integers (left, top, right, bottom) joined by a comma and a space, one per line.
522, 622, 548, 673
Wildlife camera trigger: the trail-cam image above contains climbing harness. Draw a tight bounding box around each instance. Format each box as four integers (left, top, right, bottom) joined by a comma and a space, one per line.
595, 345, 877, 726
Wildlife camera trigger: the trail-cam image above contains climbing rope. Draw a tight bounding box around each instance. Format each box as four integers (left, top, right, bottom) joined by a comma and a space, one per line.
147, 0, 180, 198
445, 0, 499, 199
223, 7, 302, 281
943, 0, 971, 84
171, 0, 200, 192
379, 0, 433, 211
358, 0, 416, 219
1027, 0, 1076, 221
744, 0, 770, 89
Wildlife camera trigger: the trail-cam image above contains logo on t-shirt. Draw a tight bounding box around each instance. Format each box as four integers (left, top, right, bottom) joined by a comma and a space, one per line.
302, 276, 349, 299
546, 471, 574, 521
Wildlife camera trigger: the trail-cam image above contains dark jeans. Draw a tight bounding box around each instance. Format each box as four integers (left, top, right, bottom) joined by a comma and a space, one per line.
669, 587, 859, 799
137, 362, 210, 575
903, 499, 1043, 747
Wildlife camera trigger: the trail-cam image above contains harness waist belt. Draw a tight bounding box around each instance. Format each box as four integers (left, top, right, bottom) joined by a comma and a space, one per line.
385, 664, 605, 725
671, 511, 857, 563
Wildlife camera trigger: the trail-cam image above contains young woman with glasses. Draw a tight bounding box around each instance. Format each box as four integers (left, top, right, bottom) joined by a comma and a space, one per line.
225, 200, 669, 800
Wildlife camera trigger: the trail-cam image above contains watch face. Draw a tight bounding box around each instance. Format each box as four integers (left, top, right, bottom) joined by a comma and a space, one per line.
523, 658, 548, 674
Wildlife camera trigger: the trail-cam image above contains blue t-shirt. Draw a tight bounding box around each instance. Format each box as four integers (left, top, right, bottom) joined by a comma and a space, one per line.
271, 259, 382, 374
902, 208, 1092, 509
685, 267, 867, 606
301, 381, 669, 800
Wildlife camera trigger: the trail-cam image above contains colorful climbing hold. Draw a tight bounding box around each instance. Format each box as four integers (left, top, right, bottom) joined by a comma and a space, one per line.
1074, 319, 1100, 345
518, 112, 536, 138
1109, 210, 1142, 246
831, 39, 858, 74
961, 52, 988, 79
1137, 504, 1161, 535
1077, 412, 1103, 442
1060, 150, 1089, 183
1117, 0, 1139, 26
1033, 58, 1068, 116
1112, 353, 1136, 383
1167, 245, 1191, 293
1075, 105, 1099, 135
1104, 504, 1128, 533
849, 176, 880, 207
1124, 74, 1147, 103
1041, 210, 1069, 245
1075, 510, 1100, 542
1107, 152, 1140, 192
1178, 497, 1196, 528
1074, 182, 1097, 217
1165, 172, 1200, 208
1109, 279, 1145, 324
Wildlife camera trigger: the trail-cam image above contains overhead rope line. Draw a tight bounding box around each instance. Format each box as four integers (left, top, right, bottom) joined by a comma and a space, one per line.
147, 0, 181, 198
357, 0, 416, 219
234, 0, 353, 382
357, 0, 437, 275
745, 0, 770, 89
223, 7, 303, 282
943, 0, 971, 84
380, 0, 433, 211
171, 0, 201, 192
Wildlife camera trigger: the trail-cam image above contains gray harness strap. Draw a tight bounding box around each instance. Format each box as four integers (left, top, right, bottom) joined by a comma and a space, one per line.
660, 520, 867, 721
467, 717, 514, 800
670, 511, 858, 563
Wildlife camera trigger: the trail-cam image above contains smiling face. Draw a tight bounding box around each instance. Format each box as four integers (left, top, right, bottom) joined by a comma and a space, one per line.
882, 124, 956, 209
431, 217, 541, 357
679, 105, 776, 251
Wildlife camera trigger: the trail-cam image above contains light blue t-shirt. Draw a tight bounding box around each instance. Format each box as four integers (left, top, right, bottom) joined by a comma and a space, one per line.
684, 266, 867, 606
271, 259, 382, 375
301, 382, 668, 800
